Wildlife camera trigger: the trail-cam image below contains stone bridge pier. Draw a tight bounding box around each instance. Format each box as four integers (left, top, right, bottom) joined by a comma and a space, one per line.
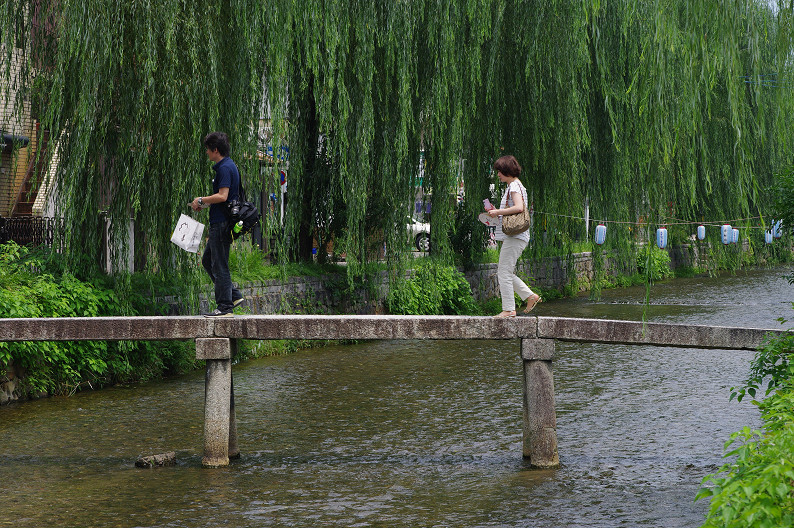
521, 338, 558, 467
196, 338, 239, 467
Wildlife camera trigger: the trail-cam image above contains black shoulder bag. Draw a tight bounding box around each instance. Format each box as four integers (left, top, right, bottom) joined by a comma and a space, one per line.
225, 178, 261, 240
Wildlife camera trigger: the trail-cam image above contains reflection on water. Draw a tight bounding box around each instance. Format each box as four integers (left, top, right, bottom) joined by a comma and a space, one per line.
0, 267, 791, 527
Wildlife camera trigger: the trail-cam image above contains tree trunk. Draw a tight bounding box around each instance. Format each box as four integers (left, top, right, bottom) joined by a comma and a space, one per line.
297, 81, 318, 262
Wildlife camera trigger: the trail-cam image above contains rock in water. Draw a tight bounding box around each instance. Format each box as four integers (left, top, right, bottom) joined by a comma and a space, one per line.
135, 452, 176, 468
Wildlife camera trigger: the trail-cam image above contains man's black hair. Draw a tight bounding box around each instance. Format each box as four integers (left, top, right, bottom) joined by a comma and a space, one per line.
203, 131, 231, 157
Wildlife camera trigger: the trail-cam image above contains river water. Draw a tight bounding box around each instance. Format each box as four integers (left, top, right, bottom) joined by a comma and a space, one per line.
1, 268, 791, 527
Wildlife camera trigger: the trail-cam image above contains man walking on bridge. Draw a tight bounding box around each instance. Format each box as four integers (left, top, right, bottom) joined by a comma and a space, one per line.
191, 131, 245, 317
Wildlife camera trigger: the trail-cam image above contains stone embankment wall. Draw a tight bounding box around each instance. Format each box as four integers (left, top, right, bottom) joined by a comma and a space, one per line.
465, 252, 617, 301
174, 252, 603, 316
220, 275, 389, 315
169, 274, 390, 316
209, 241, 750, 314
181, 250, 633, 315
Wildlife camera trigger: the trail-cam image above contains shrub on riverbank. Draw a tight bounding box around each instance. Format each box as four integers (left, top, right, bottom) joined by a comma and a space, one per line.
697, 328, 794, 527
387, 261, 480, 315
0, 242, 195, 399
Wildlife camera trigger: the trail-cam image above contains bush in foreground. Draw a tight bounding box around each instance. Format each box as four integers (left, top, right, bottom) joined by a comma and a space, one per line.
0, 242, 194, 398
697, 328, 794, 527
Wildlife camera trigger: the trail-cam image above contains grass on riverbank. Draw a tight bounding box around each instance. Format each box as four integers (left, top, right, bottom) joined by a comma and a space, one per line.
227, 242, 347, 283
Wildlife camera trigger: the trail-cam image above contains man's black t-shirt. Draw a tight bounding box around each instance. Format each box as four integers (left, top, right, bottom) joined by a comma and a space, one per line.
209, 157, 240, 225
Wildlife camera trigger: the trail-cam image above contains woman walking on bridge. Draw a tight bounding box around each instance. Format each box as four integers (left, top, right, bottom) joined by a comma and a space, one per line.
486, 155, 541, 318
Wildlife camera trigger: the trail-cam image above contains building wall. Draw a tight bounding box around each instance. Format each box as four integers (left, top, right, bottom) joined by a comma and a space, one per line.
0, 44, 37, 217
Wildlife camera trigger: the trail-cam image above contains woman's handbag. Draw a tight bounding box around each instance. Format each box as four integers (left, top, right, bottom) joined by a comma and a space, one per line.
501, 185, 531, 235
501, 206, 530, 235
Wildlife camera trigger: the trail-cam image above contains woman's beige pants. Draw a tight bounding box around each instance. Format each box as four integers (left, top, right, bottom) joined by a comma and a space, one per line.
498, 236, 533, 311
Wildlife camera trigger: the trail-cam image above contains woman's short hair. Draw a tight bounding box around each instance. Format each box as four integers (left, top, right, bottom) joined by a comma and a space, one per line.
493, 155, 522, 178
203, 132, 231, 157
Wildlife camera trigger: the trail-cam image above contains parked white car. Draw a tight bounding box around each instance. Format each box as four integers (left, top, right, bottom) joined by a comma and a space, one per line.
407, 217, 430, 252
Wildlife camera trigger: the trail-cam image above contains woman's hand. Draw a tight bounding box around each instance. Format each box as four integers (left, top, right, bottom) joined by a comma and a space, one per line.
495, 191, 524, 216
488, 209, 500, 218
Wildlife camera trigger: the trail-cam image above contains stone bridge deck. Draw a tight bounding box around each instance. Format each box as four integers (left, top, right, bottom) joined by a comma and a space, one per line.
0, 315, 781, 350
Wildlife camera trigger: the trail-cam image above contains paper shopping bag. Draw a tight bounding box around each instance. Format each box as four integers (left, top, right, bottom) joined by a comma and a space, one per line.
170, 214, 205, 253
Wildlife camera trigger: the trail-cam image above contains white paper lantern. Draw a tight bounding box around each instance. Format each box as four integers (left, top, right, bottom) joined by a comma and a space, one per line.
656, 227, 668, 249
697, 225, 706, 241
765, 230, 773, 244
595, 223, 606, 245
732, 228, 739, 244
774, 220, 783, 238
721, 224, 732, 244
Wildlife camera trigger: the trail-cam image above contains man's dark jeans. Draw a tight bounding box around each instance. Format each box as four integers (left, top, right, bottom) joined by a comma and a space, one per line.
202, 222, 242, 312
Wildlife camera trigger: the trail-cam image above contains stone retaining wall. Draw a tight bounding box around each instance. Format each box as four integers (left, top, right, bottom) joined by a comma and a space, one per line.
215, 240, 759, 314
465, 252, 619, 301
169, 274, 387, 316
177, 250, 623, 315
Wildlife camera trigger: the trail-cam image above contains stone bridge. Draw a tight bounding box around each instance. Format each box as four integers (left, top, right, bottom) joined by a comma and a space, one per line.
0, 315, 782, 468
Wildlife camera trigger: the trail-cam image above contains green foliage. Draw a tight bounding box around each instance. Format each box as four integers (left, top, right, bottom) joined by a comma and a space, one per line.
608, 273, 647, 288
697, 326, 794, 527
771, 165, 794, 234
697, 421, 794, 528
0, 242, 194, 397
227, 242, 346, 284
3, 0, 793, 284
730, 326, 794, 403
451, 202, 487, 269
534, 286, 564, 302
476, 296, 504, 315
674, 266, 707, 278
526, 241, 595, 260
636, 246, 674, 282
387, 261, 480, 315
480, 248, 500, 264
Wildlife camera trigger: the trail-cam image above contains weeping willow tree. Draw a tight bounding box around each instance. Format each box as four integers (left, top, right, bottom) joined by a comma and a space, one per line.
576, 1, 794, 289
2, 0, 794, 282
0, 0, 267, 276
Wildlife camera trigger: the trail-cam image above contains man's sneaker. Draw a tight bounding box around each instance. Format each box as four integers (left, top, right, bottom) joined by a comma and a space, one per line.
204, 308, 234, 318
233, 297, 245, 308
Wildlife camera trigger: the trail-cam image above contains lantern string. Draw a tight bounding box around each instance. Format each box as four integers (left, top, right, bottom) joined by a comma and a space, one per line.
664, 215, 766, 227
533, 211, 774, 230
